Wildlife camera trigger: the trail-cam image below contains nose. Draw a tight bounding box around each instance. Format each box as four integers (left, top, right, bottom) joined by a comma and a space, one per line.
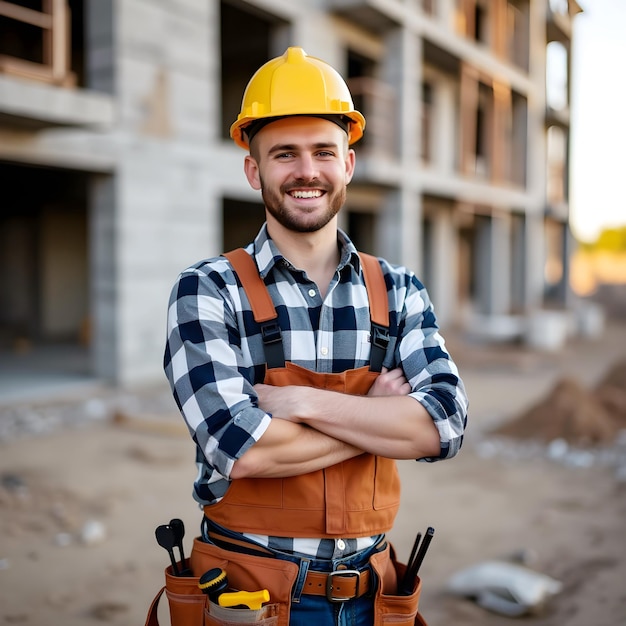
293, 152, 318, 181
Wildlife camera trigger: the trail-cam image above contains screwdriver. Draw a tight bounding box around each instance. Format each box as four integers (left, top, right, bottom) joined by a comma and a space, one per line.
198, 567, 270, 609
218, 589, 270, 610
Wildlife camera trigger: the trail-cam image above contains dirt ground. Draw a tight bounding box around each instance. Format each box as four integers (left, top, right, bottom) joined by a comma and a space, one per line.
1, 317, 625, 626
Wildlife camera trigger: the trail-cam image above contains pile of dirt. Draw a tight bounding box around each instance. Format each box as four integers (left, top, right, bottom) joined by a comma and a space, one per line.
492, 360, 626, 446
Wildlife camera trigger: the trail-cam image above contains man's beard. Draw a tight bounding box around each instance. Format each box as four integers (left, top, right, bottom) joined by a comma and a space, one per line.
261, 178, 346, 233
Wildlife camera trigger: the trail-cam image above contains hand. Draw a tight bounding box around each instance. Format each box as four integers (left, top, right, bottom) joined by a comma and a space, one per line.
367, 367, 412, 397
254, 383, 304, 422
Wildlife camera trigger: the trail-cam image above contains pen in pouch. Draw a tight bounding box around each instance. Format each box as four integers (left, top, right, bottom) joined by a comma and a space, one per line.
400, 526, 435, 595
399, 531, 422, 594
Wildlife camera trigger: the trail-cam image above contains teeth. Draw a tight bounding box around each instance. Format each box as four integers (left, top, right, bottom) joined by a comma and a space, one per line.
291, 190, 322, 198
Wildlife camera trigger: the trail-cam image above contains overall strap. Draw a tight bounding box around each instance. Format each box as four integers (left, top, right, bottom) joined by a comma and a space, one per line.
359, 253, 390, 372
224, 248, 285, 368
224, 249, 390, 372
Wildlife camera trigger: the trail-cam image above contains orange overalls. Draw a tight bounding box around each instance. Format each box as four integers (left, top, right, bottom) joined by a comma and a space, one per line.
205, 248, 401, 539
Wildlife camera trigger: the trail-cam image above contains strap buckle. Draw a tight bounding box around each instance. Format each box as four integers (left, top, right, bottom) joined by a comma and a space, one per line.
261, 321, 282, 344
326, 569, 361, 603
369, 322, 389, 372
370, 323, 390, 350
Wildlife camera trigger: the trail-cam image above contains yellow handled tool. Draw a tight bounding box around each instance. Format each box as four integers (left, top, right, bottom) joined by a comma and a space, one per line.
218, 589, 270, 610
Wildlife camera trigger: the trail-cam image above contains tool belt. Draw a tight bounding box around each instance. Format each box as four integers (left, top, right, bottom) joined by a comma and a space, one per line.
144, 537, 428, 626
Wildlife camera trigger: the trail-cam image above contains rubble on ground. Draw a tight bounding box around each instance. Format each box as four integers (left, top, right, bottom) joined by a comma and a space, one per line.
0, 386, 176, 443
0, 470, 110, 546
490, 359, 626, 446
479, 360, 626, 478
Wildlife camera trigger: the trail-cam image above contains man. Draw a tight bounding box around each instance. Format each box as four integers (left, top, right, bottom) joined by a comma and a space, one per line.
164, 47, 468, 626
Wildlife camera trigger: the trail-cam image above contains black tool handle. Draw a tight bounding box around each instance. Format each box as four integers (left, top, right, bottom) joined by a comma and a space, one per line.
155, 524, 180, 576
410, 527, 434, 578
169, 518, 186, 566
399, 526, 435, 595
399, 531, 422, 595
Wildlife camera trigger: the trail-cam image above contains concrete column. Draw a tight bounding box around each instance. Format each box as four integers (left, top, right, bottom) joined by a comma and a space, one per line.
525, 213, 546, 310
428, 207, 457, 326
381, 27, 422, 272
376, 189, 422, 272
110, 0, 214, 385
474, 215, 492, 314
207, 0, 222, 144
525, 0, 549, 312
562, 222, 575, 307
491, 212, 512, 315
473, 213, 515, 317
90, 174, 118, 383
510, 213, 526, 311
527, 16, 548, 197
85, 0, 114, 93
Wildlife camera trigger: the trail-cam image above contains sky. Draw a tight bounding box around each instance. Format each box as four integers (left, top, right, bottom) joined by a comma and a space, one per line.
570, 0, 626, 242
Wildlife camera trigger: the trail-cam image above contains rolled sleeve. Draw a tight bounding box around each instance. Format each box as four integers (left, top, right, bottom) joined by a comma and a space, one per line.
164, 266, 270, 478
396, 274, 469, 461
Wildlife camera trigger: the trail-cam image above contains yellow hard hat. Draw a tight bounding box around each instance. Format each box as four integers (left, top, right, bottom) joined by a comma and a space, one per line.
230, 47, 366, 150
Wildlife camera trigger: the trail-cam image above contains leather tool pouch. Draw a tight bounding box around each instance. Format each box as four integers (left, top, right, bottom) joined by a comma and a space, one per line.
144, 537, 296, 626
370, 544, 429, 626
145, 539, 428, 626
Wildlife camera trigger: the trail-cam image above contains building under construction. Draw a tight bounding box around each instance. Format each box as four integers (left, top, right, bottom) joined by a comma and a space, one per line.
0, 0, 582, 392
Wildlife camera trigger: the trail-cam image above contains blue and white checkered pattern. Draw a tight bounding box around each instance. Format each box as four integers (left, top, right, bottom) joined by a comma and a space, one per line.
164, 224, 468, 511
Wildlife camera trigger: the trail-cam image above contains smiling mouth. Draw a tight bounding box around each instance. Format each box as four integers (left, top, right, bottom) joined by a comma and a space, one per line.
289, 189, 324, 199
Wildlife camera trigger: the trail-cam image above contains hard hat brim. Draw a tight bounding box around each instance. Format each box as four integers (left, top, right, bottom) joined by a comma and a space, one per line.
231, 110, 365, 150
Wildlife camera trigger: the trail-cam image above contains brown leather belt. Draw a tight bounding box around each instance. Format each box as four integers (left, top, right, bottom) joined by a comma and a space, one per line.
304, 568, 372, 602
205, 530, 373, 602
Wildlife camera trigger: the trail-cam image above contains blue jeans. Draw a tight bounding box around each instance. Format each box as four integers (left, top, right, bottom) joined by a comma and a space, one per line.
287, 540, 382, 626
289, 585, 374, 626
201, 519, 385, 626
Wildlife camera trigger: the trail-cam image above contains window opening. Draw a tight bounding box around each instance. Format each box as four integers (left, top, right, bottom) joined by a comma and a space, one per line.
0, 0, 80, 86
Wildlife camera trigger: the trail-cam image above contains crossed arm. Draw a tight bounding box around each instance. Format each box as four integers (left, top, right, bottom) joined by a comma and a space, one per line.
230, 367, 441, 480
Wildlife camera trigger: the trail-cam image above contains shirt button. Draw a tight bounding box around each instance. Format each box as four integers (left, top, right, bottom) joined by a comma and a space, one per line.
337, 539, 346, 550
321, 347, 328, 356
308, 289, 316, 297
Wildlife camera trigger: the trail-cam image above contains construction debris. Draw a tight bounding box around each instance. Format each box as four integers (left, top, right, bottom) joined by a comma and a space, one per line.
446, 560, 563, 617
490, 360, 626, 447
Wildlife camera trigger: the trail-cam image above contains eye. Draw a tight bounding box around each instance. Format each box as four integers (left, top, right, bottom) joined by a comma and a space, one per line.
316, 150, 335, 158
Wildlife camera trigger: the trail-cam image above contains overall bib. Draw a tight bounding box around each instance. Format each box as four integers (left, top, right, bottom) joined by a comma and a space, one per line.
204, 248, 401, 538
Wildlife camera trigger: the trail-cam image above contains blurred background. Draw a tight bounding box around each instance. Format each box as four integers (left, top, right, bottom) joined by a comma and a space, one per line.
1, 3, 626, 625
0, 0, 624, 401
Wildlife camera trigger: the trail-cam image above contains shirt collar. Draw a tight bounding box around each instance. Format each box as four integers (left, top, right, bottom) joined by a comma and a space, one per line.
251, 224, 361, 277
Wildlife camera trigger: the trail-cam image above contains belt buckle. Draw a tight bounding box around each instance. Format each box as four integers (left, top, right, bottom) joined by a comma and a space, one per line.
326, 569, 361, 603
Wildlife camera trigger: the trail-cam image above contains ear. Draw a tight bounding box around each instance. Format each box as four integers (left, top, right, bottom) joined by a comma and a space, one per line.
344, 148, 356, 184
244, 155, 262, 190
